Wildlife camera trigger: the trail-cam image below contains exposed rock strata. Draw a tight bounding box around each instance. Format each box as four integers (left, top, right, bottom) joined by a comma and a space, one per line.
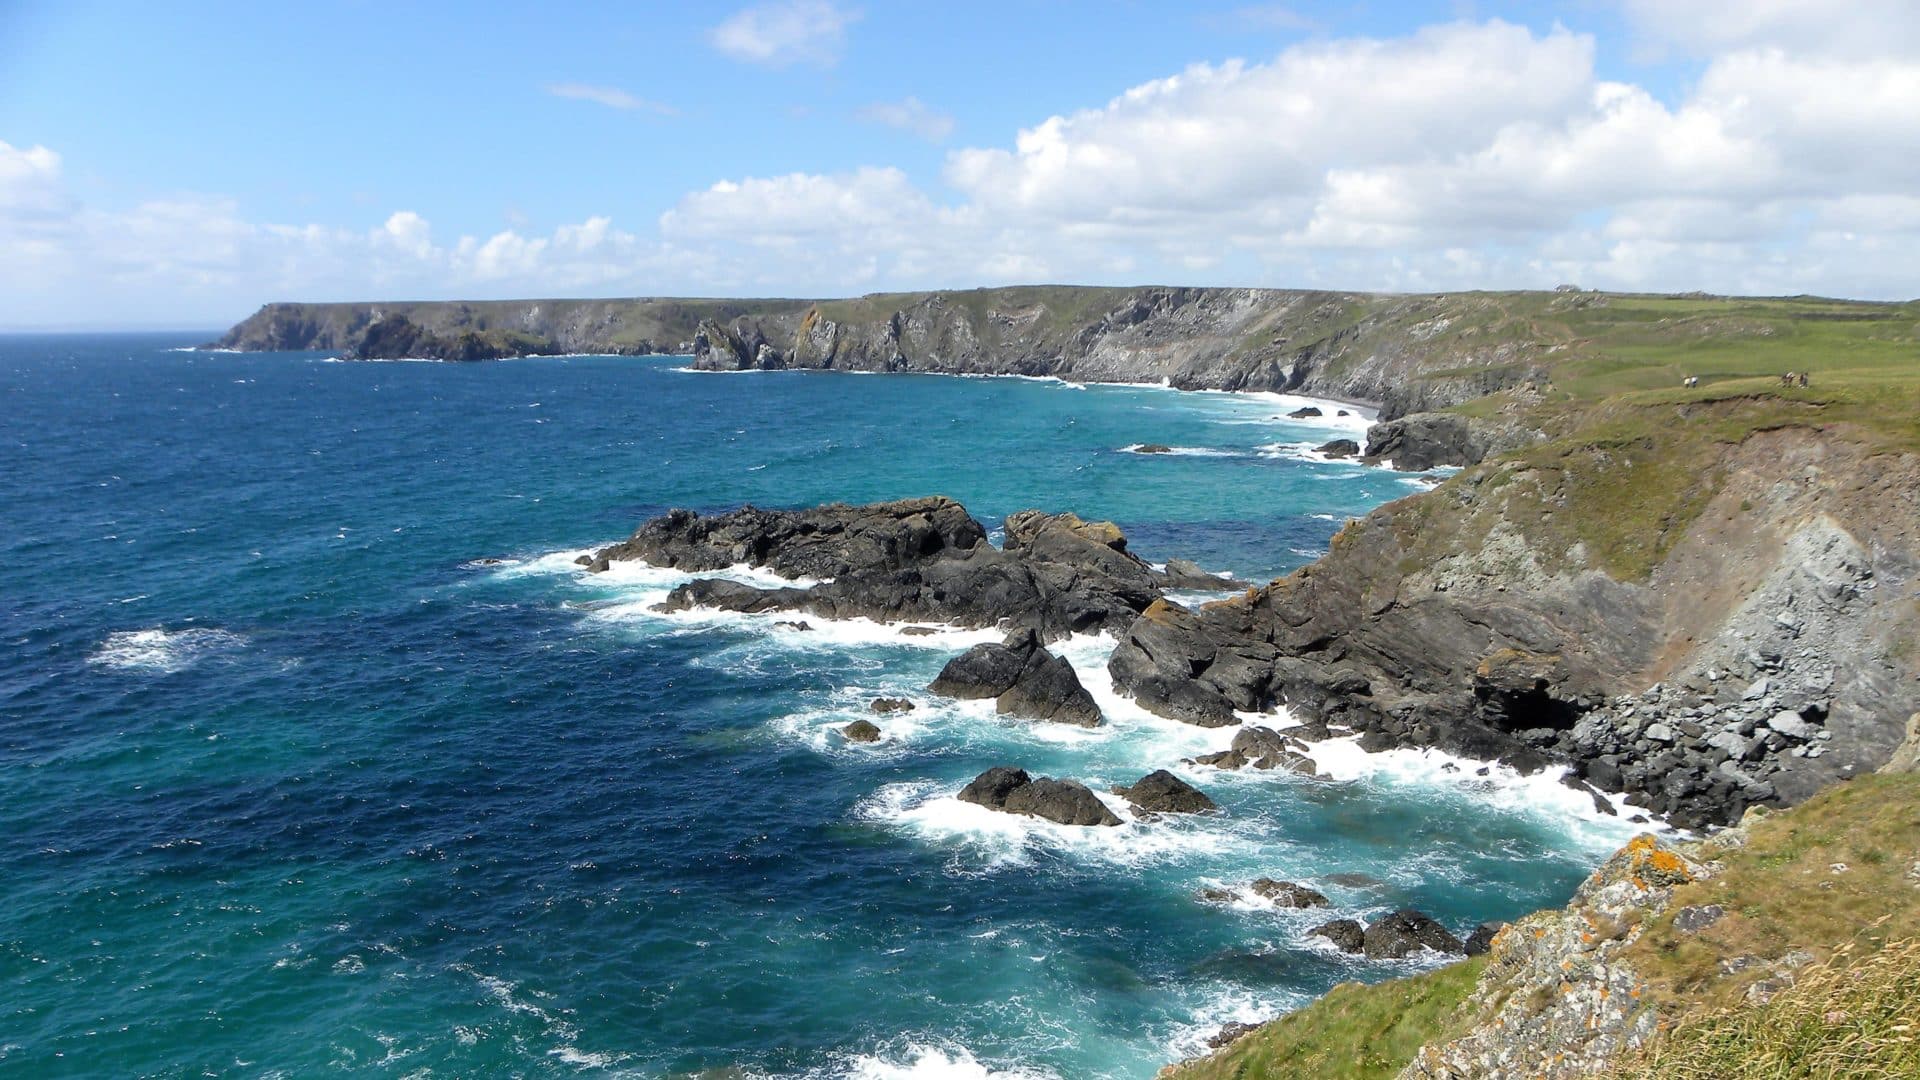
1107, 428, 1920, 827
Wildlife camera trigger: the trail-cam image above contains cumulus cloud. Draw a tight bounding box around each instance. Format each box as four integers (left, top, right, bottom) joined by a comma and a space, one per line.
9, 10, 1920, 324
545, 82, 677, 115
710, 1, 860, 69
1619, 0, 1920, 58
855, 97, 955, 141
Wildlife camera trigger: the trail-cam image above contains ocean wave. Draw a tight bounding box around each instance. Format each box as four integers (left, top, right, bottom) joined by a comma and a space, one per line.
89, 627, 247, 674
782, 1041, 1058, 1080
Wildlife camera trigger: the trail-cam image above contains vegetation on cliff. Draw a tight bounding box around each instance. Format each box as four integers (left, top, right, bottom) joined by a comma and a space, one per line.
1164, 771, 1920, 1079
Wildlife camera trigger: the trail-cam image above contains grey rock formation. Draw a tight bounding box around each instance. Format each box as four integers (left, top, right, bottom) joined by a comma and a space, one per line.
1249, 879, 1330, 908
1363, 910, 1465, 959
930, 629, 1103, 727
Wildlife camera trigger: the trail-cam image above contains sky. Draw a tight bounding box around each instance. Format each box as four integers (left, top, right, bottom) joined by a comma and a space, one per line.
1, 0, 1917, 328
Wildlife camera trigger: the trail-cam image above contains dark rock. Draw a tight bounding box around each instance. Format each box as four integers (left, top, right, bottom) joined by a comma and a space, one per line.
1316, 438, 1361, 459
1113, 770, 1218, 814
1250, 879, 1330, 908
1363, 909, 1465, 959
585, 557, 610, 573
870, 697, 915, 713
1361, 411, 1538, 472
931, 631, 1042, 699
775, 620, 813, 631
1288, 407, 1323, 418
1195, 886, 1237, 904
1206, 1020, 1266, 1050
957, 766, 1031, 809
1463, 921, 1506, 956
996, 650, 1103, 727
1135, 443, 1173, 454
956, 767, 1122, 827
1309, 919, 1365, 953
841, 719, 882, 743
899, 626, 938, 636
1320, 872, 1386, 889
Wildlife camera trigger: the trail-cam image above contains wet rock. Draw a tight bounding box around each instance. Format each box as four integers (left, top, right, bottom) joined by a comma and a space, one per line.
1113, 769, 1218, 814
841, 719, 882, 743
957, 767, 1122, 827
1289, 407, 1323, 418
1135, 443, 1173, 454
1316, 438, 1361, 458
1309, 919, 1365, 953
1250, 879, 1330, 908
870, 697, 915, 713
1363, 909, 1465, 959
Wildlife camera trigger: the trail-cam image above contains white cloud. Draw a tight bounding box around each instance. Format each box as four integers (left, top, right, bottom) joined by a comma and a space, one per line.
11, 10, 1920, 325
710, 1, 860, 69
545, 82, 677, 115
856, 97, 954, 141
1619, 0, 1920, 58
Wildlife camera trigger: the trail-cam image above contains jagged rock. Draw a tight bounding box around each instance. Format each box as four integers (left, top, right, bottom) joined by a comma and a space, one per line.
1672, 904, 1725, 933
930, 629, 1103, 726
1113, 770, 1218, 814
1363, 910, 1465, 959
1250, 879, 1330, 908
1463, 921, 1506, 956
1766, 709, 1816, 740
930, 632, 1039, 699
957, 766, 1031, 808
1309, 919, 1365, 953
870, 697, 915, 713
619, 500, 1226, 640
1317, 438, 1361, 458
841, 719, 882, 743
1362, 412, 1538, 471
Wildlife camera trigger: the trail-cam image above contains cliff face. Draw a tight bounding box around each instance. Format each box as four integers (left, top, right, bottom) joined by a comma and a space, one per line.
208, 297, 816, 359
210, 287, 1568, 422
1107, 407, 1920, 828
687, 286, 1559, 417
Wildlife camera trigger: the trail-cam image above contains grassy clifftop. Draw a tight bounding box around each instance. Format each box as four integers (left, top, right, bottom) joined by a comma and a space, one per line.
1164, 770, 1920, 1080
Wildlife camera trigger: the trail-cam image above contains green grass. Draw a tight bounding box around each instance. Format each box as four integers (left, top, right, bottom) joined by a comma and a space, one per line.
1163, 958, 1487, 1080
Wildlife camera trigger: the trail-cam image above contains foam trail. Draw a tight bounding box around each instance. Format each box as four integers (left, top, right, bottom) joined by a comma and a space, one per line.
90, 627, 246, 674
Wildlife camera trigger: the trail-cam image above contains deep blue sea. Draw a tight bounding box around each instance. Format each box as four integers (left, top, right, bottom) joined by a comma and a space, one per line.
0, 335, 1641, 1078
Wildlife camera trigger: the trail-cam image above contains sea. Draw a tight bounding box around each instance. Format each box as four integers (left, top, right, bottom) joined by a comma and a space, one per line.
0, 334, 1644, 1078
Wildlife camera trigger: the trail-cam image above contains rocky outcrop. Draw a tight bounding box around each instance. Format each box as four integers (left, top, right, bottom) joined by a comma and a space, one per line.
956, 767, 1123, 826
1362, 412, 1540, 471
842, 719, 881, 743
1398, 833, 1712, 1078
1188, 726, 1319, 775
1308, 910, 1466, 959
620, 500, 1231, 641
1316, 439, 1360, 459
1249, 879, 1329, 908
930, 629, 1104, 727
1107, 426, 1920, 828
1113, 770, 1218, 814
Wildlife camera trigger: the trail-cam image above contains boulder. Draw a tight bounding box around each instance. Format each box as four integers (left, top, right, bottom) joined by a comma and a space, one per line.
841, 719, 882, 743
1249, 879, 1330, 908
1316, 439, 1361, 459
1310, 919, 1365, 953
1288, 407, 1324, 418
871, 697, 915, 713
956, 767, 1122, 827
1135, 443, 1173, 454
1362, 909, 1465, 959
1113, 770, 1218, 814
933, 630, 1103, 727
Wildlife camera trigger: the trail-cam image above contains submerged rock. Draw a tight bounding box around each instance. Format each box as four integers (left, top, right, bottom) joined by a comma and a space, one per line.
1113, 769, 1218, 814
957, 766, 1121, 826
1135, 443, 1173, 454
870, 697, 915, 713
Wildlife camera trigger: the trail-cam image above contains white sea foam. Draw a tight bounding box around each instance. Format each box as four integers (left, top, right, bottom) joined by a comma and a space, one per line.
90, 627, 246, 674
818, 1043, 1057, 1080
1119, 444, 1242, 457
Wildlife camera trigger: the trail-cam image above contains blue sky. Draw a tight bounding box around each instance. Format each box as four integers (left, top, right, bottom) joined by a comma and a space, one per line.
2, 1, 1916, 327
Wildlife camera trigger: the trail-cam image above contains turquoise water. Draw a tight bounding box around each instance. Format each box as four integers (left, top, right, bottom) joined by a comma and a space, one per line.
0, 336, 1640, 1078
